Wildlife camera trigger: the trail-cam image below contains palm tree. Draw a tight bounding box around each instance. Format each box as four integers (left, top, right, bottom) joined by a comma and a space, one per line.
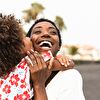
68, 45, 78, 55
22, 2, 66, 31
54, 16, 66, 31
22, 2, 44, 22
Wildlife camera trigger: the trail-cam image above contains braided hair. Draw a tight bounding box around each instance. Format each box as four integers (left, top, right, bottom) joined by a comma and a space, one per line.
0, 14, 24, 77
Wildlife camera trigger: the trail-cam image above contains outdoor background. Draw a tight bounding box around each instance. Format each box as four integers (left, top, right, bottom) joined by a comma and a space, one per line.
0, 0, 100, 49
0, 0, 100, 100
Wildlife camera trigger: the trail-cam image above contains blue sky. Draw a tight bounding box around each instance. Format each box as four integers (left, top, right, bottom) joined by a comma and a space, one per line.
0, 0, 100, 49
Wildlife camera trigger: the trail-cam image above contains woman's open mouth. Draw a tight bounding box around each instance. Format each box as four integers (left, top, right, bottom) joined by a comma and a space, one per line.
38, 40, 53, 50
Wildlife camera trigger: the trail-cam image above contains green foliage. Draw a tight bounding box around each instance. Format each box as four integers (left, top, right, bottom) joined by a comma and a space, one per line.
31, 2, 45, 12
54, 16, 66, 31
68, 45, 78, 55
22, 2, 66, 31
22, 2, 45, 22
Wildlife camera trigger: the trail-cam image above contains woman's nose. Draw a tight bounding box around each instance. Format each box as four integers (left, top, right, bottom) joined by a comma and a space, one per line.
41, 32, 50, 38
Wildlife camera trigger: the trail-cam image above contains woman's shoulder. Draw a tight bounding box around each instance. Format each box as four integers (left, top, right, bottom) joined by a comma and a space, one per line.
60, 69, 82, 77
57, 69, 83, 85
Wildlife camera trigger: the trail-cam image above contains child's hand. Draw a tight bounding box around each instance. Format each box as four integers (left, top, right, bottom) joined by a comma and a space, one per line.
25, 50, 52, 85
56, 54, 75, 68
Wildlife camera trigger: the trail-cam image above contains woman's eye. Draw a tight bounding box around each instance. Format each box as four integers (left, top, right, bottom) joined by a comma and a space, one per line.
34, 30, 41, 34
50, 31, 57, 35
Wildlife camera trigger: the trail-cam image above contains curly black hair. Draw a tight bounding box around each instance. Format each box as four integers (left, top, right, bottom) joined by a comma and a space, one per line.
0, 14, 24, 77
26, 18, 62, 46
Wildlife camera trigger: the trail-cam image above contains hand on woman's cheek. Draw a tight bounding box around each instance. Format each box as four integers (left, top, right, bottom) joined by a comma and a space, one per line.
23, 37, 34, 53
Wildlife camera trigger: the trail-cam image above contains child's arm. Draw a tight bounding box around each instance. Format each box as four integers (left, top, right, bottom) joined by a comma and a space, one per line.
52, 55, 75, 71
41, 50, 75, 71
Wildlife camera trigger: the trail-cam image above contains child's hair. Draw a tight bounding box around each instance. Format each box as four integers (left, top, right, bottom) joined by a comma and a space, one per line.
0, 14, 24, 77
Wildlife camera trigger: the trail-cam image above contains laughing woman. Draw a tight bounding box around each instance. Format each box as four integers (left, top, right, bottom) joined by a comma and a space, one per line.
27, 18, 85, 100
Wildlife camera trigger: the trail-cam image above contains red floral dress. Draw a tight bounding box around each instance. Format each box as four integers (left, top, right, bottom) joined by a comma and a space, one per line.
0, 59, 33, 100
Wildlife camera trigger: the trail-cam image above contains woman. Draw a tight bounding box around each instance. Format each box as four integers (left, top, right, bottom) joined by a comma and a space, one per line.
27, 18, 85, 100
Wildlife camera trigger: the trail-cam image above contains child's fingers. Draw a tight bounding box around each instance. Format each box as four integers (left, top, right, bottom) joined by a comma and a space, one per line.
56, 55, 74, 67
56, 55, 64, 65
24, 56, 34, 72
48, 57, 54, 69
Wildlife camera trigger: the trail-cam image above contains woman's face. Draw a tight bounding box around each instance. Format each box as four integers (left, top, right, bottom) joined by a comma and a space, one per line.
30, 22, 60, 56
